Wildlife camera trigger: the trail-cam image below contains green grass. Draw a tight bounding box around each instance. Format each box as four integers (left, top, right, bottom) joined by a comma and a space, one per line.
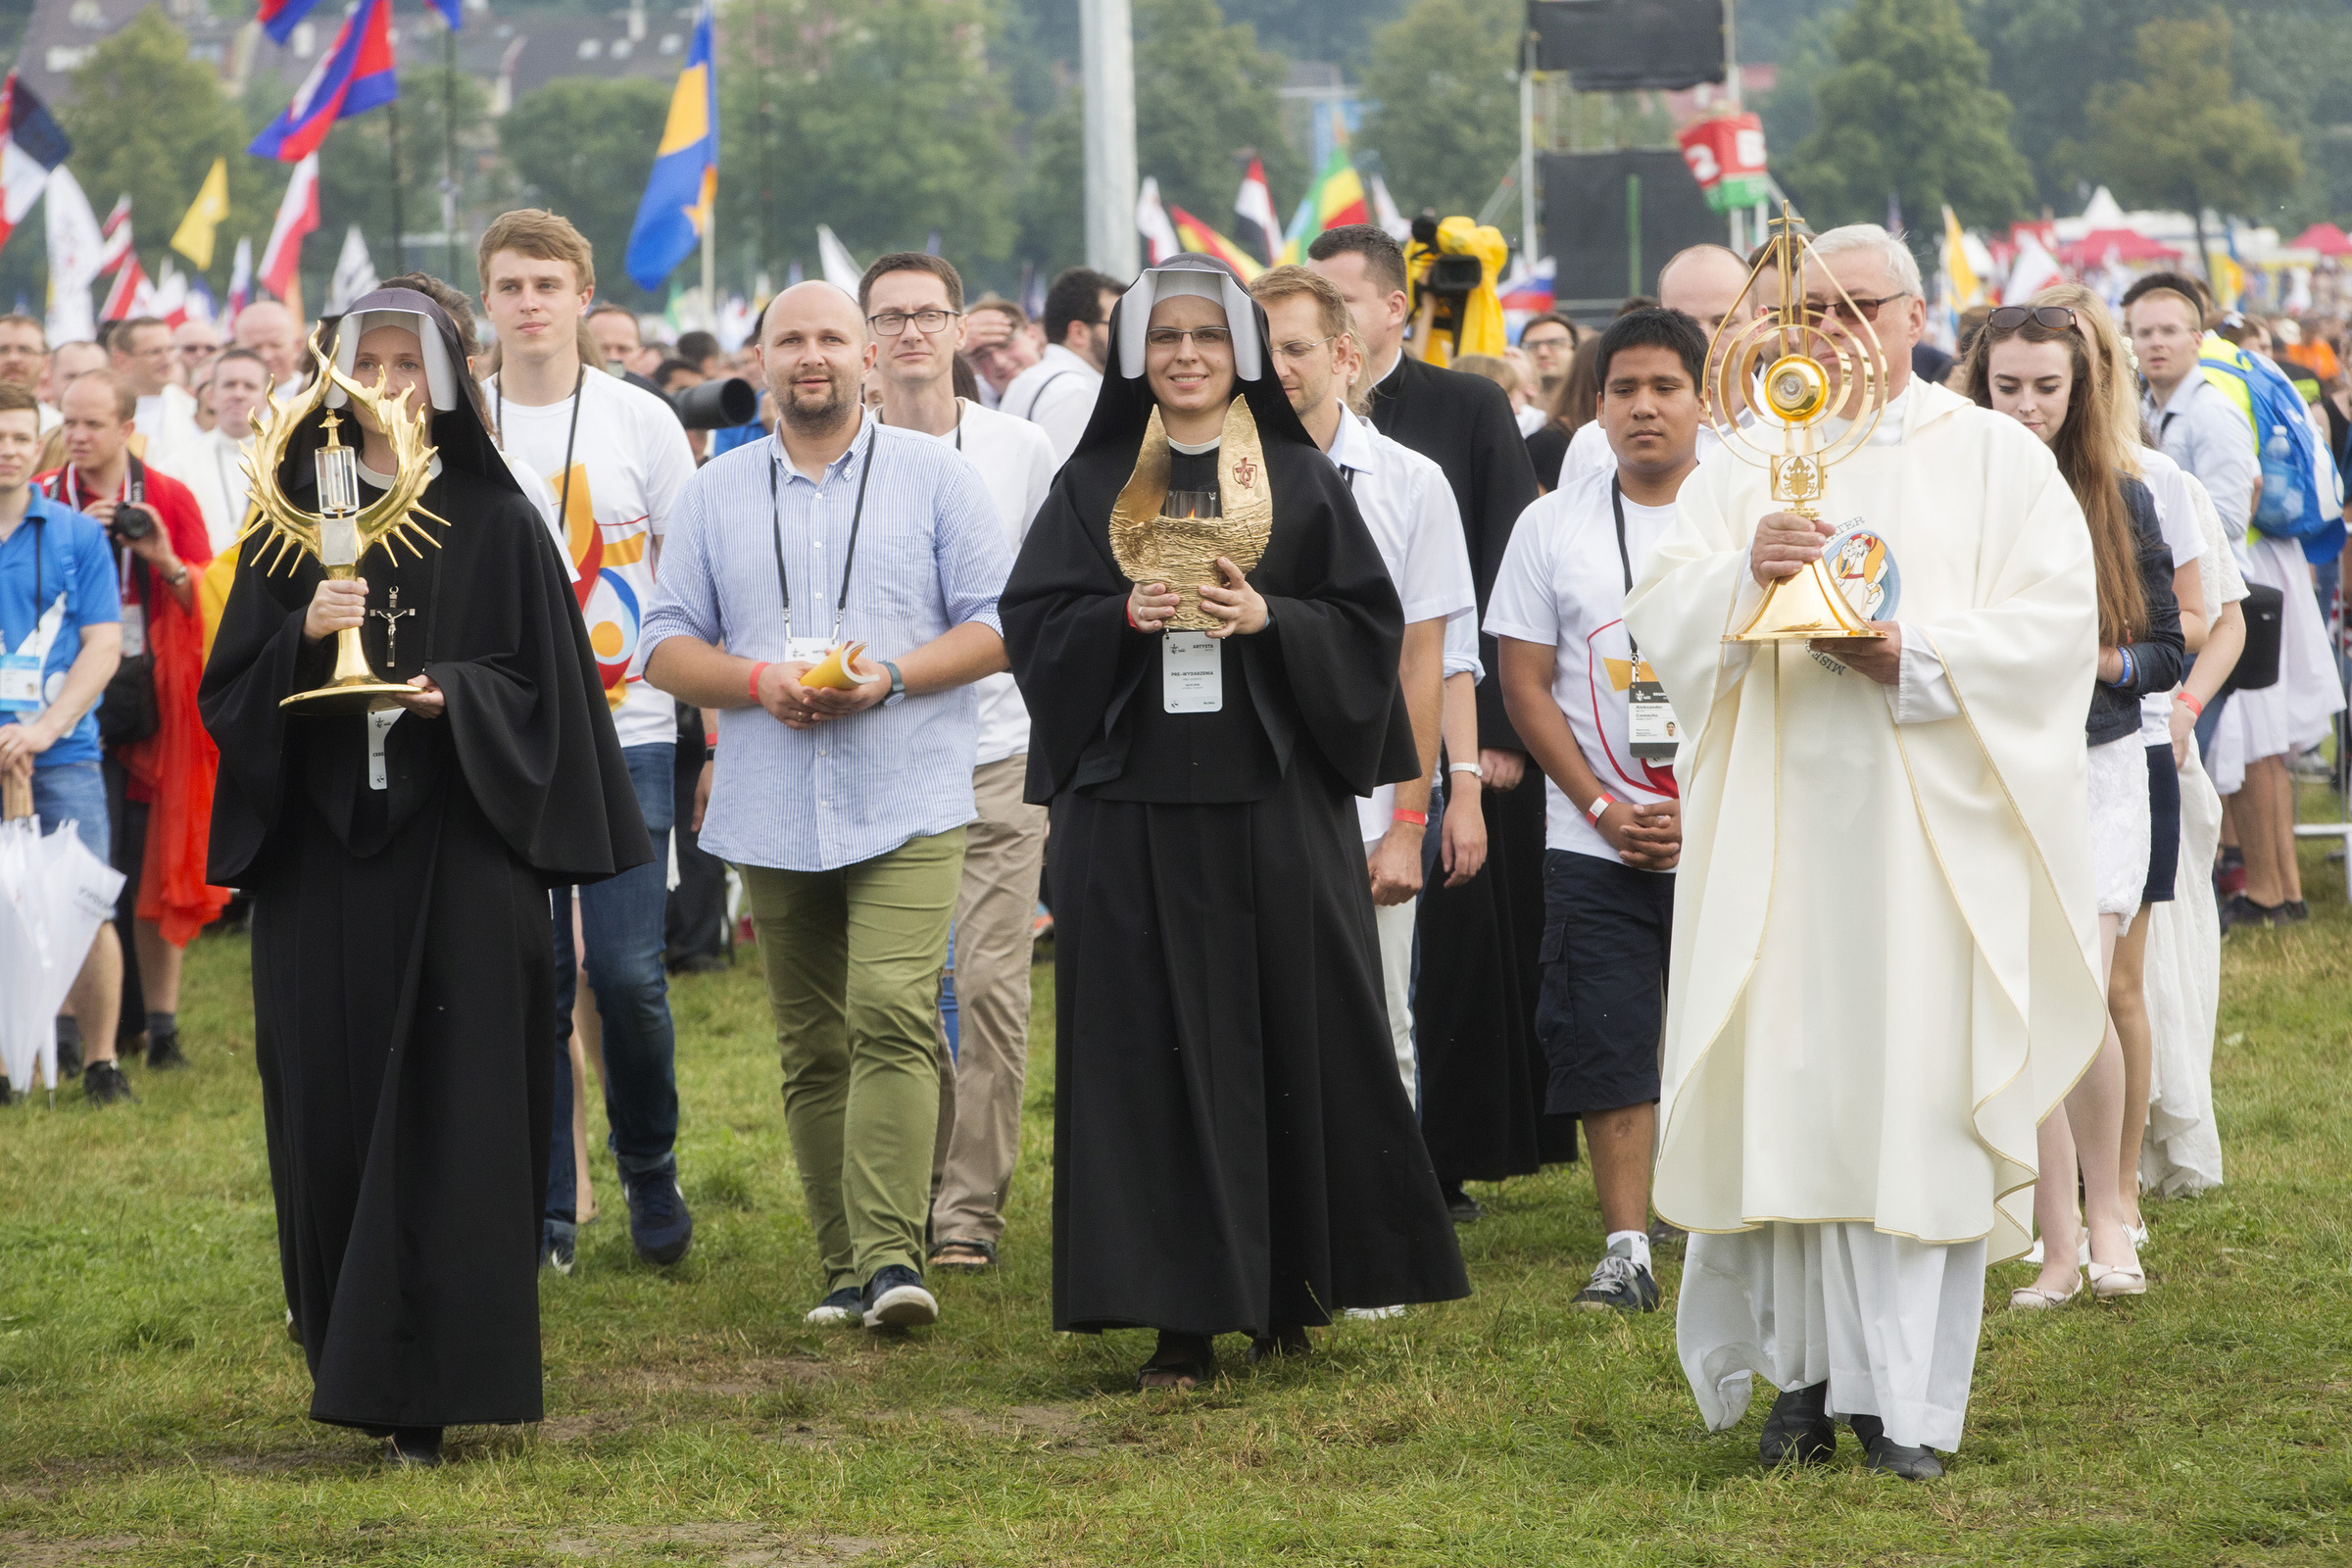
3, 826, 2350, 1566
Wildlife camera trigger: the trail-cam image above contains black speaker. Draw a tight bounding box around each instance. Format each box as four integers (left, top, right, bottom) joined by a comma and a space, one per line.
1541, 150, 1726, 322
1528, 0, 1726, 92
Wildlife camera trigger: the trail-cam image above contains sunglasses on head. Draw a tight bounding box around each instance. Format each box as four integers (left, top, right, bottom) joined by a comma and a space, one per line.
1988, 305, 2077, 332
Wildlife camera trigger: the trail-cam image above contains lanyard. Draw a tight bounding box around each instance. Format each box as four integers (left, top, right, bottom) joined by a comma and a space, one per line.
63, 462, 147, 601
496, 366, 588, 528
768, 426, 878, 645
1610, 475, 1638, 598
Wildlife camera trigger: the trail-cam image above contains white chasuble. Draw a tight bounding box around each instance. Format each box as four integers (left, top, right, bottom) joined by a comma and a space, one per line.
1625, 382, 2108, 1263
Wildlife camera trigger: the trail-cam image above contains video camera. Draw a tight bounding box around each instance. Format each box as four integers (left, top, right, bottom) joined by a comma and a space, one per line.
664, 376, 760, 431
1405, 215, 1490, 367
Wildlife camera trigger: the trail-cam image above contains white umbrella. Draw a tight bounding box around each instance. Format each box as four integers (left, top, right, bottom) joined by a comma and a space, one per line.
0, 814, 124, 1099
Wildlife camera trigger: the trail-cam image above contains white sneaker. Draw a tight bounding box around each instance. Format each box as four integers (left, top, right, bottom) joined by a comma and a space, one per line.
805, 1286, 862, 1326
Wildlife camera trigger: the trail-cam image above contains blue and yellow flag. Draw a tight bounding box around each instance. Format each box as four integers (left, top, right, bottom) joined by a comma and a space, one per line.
624, 0, 716, 292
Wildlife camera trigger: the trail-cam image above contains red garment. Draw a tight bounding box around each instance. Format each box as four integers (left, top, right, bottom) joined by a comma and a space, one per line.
35, 461, 229, 943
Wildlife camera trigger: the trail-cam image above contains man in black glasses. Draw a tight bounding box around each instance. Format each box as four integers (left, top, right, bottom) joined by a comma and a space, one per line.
997, 267, 1123, 465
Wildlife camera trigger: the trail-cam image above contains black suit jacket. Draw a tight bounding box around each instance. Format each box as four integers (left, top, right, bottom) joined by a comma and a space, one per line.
1365, 353, 1543, 751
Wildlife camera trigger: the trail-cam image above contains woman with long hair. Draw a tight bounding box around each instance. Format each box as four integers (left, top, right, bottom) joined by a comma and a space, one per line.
1524, 335, 1602, 491
1965, 300, 2183, 1308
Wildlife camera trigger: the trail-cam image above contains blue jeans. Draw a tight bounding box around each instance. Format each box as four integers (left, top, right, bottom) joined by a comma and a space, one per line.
30, 760, 109, 859
547, 743, 679, 1229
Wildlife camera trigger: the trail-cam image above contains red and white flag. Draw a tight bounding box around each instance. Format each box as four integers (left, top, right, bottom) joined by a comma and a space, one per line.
259, 153, 319, 304
225, 234, 254, 318
1136, 176, 1179, 267
99, 250, 149, 320
96, 193, 132, 275
1233, 157, 1281, 267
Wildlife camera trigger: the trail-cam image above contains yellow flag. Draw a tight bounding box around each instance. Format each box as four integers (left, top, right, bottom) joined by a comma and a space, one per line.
170, 159, 231, 270
1942, 206, 1981, 309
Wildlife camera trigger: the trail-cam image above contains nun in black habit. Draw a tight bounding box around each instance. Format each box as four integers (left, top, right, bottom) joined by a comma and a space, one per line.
201, 289, 648, 1465
1002, 255, 1469, 1390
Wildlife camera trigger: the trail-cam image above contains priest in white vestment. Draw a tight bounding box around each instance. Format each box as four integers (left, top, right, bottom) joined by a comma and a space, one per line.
1625, 226, 2109, 1479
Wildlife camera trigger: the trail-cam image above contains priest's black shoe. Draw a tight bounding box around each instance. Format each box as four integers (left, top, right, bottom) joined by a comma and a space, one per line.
82, 1060, 136, 1106
1758, 1382, 1836, 1466
145, 1030, 189, 1071
1442, 1184, 1484, 1223
622, 1171, 693, 1265
381, 1427, 444, 1468
1848, 1414, 1944, 1481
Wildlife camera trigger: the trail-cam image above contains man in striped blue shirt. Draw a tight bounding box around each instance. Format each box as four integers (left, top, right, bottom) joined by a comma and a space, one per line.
642, 281, 1012, 1334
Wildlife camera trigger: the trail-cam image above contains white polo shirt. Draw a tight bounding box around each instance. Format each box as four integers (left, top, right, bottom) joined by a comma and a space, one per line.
999, 343, 1102, 466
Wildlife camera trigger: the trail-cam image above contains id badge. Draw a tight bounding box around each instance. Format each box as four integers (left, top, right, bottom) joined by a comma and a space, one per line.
1163, 631, 1222, 713
1627, 655, 1680, 760
0, 651, 38, 711
119, 603, 145, 659
785, 636, 835, 666
367, 709, 400, 791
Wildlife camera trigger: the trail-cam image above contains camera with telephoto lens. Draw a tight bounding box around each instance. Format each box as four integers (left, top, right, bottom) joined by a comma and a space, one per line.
107, 502, 157, 545
665, 376, 760, 431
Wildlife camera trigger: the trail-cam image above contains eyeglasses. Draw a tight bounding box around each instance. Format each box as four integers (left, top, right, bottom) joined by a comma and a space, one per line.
1988, 305, 2078, 332
866, 308, 961, 336
1146, 326, 1233, 350
1272, 335, 1336, 363
1802, 293, 1910, 324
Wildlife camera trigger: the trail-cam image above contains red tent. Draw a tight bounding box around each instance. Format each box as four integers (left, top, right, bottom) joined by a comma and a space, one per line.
2060, 227, 2180, 268
2287, 222, 2352, 257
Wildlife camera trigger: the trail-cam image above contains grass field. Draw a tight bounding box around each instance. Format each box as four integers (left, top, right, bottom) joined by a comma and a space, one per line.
2, 831, 2349, 1567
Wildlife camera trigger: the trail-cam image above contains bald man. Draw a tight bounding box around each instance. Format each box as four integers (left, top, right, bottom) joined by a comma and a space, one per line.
642, 277, 1012, 1333
231, 302, 307, 392
1560, 245, 1751, 488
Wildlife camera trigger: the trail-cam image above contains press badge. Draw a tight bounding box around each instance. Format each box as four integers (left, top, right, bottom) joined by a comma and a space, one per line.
367, 709, 400, 791
118, 602, 145, 659
786, 636, 835, 666
0, 652, 37, 711
1627, 650, 1680, 761
1163, 631, 1222, 713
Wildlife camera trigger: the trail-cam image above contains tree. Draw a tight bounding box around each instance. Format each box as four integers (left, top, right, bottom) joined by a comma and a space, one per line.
1776, 0, 2034, 253
312, 65, 499, 305
1136, 0, 1300, 236
1356, 0, 1523, 223
719, 0, 1018, 288
1015, 98, 1087, 279
2082, 15, 2302, 274
57, 9, 284, 296
500, 78, 673, 307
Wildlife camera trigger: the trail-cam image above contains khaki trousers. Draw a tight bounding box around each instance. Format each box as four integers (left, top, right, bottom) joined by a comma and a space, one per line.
741, 827, 964, 1291
930, 756, 1050, 1247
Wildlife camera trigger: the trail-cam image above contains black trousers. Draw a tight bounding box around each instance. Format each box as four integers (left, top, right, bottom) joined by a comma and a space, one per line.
662, 708, 731, 964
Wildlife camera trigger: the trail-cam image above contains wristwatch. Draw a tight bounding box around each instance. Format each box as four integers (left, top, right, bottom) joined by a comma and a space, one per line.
881, 661, 906, 708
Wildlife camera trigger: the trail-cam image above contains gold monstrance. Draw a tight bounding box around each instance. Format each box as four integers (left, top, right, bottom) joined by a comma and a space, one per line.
239, 329, 449, 712
1708, 207, 1890, 642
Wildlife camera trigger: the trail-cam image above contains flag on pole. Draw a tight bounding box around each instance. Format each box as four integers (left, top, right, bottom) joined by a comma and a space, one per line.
2000, 230, 2063, 304
249, 0, 399, 164
325, 222, 377, 313
1940, 206, 1982, 309
623, 0, 716, 291
1167, 203, 1263, 280
1136, 176, 1178, 266
226, 235, 254, 317
257, 0, 324, 46
96, 194, 131, 275
0, 73, 71, 256
1233, 157, 1281, 267
42, 166, 103, 343
258, 154, 320, 305
814, 225, 860, 293
100, 252, 150, 321
422, 0, 461, 28
170, 158, 231, 270
1368, 174, 1410, 242
153, 259, 190, 327
1273, 149, 1371, 267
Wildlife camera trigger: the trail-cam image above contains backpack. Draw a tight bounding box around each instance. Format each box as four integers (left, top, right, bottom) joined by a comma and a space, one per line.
2197, 338, 2344, 559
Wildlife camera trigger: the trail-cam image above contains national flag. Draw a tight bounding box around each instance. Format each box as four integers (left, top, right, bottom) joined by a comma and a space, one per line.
422, 0, 461, 29
1273, 148, 1371, 267
623, 0, 716, 291
153, 259, 189, 327
1233, 157, 1281, 267
101, 252, 149, 321
1167, 203, 1263, 281
42, 166, 104, 343
258, 153, 320, 305
0, 73, 71, 255
170, 157, 231, 270
815, 224, 860, 294
1498, 256, 1555, 316
1368, 173, 1410, 242
325, 222, 377, 312
185, 276, 217, 326
2000, 229, 2063, 305
257, 0, 324, 46
249, 0, 399, 165
96, 193, 131, 275
226, 234, 254, 316
1136, 176, 1178, 267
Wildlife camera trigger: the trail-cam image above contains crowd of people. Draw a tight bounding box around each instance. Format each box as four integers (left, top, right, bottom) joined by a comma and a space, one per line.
0, 205, 2330, 1478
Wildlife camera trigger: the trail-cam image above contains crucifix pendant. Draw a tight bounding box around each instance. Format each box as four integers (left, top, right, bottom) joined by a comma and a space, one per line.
368, 586, 416, 668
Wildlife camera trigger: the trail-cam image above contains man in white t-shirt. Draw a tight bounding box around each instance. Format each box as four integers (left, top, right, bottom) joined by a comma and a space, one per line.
110, 318, 200, 463
997, 267, 1121, 464
854, 251, 1056, 1271
1251, 265, 1475, 1106
1487, 307, 1708, 1315
1559, 245, 1748, 490
477, 209, 700, 1275
155, 347, 268, 553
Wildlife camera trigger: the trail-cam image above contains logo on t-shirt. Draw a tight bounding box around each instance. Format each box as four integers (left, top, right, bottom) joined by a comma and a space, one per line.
551, 462, 650, 711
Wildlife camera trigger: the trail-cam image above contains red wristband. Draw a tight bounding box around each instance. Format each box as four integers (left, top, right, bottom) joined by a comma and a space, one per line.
747, 662, 769, 703
2175, 689, 2204, 717
703, 732, 719, 748
1392, 808, 1427, 827
1125, 598, 1141, 631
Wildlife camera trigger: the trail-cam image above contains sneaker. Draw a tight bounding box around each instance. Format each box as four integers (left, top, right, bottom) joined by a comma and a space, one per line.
861, 1264, 939, 1329
622, 1171, 694, 1265
145, 1031, 189, 1071
1571, 1239, 1660, 1312
541, 1219, 577, 1275
805, 1287, 864, 1327
2277, 899, 2311, 925
55, 1030, 82, 1081
82, 1059, 137, 1106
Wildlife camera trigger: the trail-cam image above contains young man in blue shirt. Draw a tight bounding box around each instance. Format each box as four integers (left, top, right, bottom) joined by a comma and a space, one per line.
0, 382, 130, 1103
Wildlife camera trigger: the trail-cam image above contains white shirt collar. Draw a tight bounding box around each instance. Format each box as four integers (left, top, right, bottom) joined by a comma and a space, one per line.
1327, 404, 1377, 473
